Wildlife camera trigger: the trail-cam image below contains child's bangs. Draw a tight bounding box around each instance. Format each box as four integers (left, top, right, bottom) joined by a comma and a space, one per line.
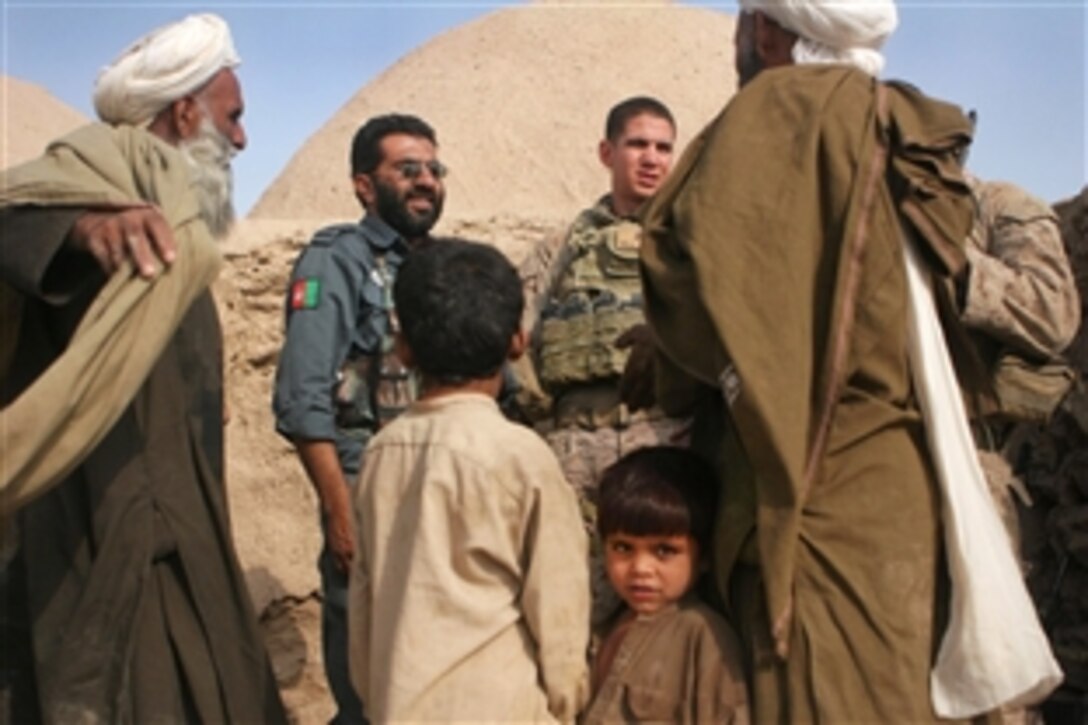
597, 485, 692, 540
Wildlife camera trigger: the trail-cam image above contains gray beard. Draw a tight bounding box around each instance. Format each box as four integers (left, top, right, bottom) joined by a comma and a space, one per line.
180, 118, 236, 240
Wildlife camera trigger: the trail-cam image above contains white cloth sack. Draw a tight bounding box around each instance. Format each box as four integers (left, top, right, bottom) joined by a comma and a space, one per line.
901, 231, 1062, 717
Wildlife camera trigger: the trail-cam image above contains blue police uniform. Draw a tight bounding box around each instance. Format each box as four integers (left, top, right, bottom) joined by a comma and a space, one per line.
273, 214, 414, 724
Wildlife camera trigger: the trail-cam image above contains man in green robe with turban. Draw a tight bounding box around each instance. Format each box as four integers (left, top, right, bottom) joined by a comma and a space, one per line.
1, 14, 286, 723
636, 1, 989, 719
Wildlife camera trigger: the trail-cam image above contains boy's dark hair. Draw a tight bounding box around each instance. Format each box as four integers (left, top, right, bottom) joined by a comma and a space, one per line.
351, 114, 437, 175
605, 96, 675, 142
393, 238, 523, 385
596, 446, 718, 551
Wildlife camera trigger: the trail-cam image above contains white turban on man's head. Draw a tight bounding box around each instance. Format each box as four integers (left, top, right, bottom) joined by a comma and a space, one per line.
738, 0, 897, 77
93, 13, 240, 126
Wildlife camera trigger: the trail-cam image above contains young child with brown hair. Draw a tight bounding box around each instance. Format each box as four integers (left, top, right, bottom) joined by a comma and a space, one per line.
582, 445, 750, 724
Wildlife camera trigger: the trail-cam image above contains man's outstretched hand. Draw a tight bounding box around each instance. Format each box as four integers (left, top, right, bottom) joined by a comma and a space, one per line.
68, 206, 177, 278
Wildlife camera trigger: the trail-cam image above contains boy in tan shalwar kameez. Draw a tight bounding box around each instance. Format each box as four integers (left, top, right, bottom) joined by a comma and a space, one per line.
348, 239, 590, 723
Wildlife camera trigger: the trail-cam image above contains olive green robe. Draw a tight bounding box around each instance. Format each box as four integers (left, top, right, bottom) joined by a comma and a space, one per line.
0, 124, 286, 724
641, 65, 975, 722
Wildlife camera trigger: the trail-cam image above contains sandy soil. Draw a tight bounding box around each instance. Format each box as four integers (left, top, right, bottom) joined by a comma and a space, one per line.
1, 76, 87, 169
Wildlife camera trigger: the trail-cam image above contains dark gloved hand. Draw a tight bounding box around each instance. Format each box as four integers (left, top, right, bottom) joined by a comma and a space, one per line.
616, 323, 657, 412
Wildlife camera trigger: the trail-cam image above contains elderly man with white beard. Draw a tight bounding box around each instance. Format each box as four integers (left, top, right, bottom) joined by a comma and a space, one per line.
0, 14, 287, 723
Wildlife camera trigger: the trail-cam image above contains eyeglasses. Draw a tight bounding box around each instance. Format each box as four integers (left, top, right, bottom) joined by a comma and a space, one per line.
391, 159, 448, 181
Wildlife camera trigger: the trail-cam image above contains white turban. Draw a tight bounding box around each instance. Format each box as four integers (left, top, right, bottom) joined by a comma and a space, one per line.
739, 0, 897, 77
93, 13, 240, 126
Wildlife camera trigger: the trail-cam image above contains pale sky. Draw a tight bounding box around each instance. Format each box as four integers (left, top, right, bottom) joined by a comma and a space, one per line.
2, 1, 1085, 214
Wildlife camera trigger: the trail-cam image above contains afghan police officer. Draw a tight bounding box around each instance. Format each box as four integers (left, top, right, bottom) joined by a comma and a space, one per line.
273, 114, 445, 724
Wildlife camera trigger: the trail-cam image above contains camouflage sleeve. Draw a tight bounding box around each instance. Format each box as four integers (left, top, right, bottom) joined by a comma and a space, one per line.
511, 224, 579, 421
518, 224, 576, 343
272, 240, 358, 442
962, 181, 1081, 359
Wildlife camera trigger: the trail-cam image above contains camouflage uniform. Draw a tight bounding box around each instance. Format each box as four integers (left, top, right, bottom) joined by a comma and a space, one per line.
962, 177, 1079, 364
961, 178, 1079, 504
961, 178, 1080, 548
962, 179, 1085, 719
1015, 189, 1088, 720
517, 195, 688, 621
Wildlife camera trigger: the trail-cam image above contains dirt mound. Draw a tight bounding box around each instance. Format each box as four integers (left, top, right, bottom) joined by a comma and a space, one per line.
249, 1, 736, 222
1, 76, 87, 169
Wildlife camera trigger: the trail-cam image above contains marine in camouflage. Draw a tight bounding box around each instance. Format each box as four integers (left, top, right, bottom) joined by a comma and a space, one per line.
961, 176, 1080, 541
516, 195, 688, 622
964, 179, 1087, 718
963, 177, 1079, 364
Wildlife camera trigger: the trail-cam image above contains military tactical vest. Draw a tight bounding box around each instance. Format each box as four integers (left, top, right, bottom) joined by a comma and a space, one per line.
311, 225, 417, 439
537, 206, 645, 392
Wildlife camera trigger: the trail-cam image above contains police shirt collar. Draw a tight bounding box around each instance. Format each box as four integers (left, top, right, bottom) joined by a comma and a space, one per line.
360, 213, 406, 252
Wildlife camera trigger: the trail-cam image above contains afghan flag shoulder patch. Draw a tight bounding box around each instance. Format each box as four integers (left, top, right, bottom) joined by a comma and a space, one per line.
290, 278, 322, 310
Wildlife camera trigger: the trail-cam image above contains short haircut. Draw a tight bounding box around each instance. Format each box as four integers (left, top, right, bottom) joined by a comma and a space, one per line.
351, 113, 437, 175
597, 446, 718, 552
393, 238, 523, 384
604, 96, 675, 142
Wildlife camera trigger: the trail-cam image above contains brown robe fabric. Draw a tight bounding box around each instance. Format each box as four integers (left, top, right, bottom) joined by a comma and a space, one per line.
0, 125, 223, 515
0, 125, 286, 723
583, 596, 750, 724
641, 65, 976, 722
